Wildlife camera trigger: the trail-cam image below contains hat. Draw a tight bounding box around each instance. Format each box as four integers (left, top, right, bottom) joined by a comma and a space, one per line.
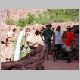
67, 26, 72, 29
57, 26, 61, 29
46, 24, 52, 27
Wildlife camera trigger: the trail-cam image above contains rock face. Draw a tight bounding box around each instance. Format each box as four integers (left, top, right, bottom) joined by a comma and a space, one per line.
0, 9, 47, 21
1, 44, 45, 70
1, 56, 44, 70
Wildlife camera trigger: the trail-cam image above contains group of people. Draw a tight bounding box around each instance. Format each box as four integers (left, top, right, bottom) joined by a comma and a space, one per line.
41, 24, 75, 63
25, 24, 75, 63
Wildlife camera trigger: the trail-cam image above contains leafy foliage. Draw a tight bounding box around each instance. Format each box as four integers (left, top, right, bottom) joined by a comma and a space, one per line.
6, 9, 79, 26
25, 13, 35, 25
16, 18, 26, 29
47, 9, 79, 22
20, 36, 31, 58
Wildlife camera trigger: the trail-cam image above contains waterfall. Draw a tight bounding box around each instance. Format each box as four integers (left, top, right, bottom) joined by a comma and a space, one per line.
14, 30, 24, 61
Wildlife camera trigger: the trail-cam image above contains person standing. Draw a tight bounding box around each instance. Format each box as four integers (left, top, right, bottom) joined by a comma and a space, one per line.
62, 26, 75, 63
54, 26, 63, 60
42, 24, 53, 60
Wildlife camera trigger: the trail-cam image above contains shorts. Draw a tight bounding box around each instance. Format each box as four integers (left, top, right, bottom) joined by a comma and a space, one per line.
44, 39, 51, 50
62, 44, 71, 52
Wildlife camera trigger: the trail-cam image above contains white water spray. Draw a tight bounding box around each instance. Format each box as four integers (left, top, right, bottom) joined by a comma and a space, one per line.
14, 30, 24, 61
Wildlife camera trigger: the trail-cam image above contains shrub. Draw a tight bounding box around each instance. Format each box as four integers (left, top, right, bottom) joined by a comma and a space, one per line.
25, 13, 35, 25
16, 9, 79, 27
17, 18, 26, 30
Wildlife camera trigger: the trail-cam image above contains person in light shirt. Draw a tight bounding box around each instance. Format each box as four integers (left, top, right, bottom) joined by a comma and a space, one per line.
54, 26, 63, 60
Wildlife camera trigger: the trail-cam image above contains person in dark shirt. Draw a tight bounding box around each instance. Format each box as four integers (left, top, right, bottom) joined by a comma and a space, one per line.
42, 24, 53, 60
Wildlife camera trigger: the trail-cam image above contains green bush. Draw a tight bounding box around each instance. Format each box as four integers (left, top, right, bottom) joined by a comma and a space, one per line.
17, 18, 26, 30
16, 9, 79, 27
25, 13, 35, 25
47, 9, 79, 22
32, 9, 79, 24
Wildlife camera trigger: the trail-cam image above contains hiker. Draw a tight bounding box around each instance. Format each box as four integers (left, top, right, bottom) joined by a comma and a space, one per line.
62, 26, 75, 63
42, 24, 53, 60
53, 26, 63, 60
